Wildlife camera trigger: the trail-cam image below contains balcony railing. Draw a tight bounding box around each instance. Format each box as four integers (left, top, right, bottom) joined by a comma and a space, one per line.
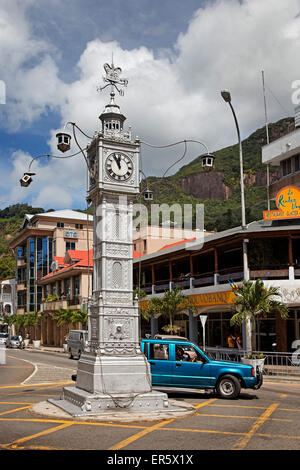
138, 265, 297, 296
42, 296, 82, 312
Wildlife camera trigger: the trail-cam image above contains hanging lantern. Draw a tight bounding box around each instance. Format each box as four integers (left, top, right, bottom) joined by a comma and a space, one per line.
201, 153, 215, 171
20, 172, 35, 187
144, 188, 153, 201
56, 132, 72, 153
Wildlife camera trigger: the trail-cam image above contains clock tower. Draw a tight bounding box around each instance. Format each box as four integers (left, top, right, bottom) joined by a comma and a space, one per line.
56, 62, 170, 415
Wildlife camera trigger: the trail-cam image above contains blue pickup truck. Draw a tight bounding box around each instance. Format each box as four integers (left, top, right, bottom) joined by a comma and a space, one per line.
141, 338, 263, 399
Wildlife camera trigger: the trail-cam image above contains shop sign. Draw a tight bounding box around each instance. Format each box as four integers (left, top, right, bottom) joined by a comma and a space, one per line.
139, 290, 236, 310
263, 186, 300, 220
188, 291, 236, 306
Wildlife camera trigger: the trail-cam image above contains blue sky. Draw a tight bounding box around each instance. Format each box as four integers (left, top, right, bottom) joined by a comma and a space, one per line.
0, 0, 300, 210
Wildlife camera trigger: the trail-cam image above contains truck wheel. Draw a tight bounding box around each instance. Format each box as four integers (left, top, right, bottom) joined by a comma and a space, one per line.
216, 375, 241, 399
69, 348, 73, 359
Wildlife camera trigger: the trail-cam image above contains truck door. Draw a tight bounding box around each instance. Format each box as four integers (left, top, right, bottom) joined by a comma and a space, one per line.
147, 342, 173, 386
172, 344, 213, 388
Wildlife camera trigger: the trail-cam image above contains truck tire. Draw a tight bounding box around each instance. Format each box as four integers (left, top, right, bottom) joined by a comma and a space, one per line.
216, 374, 241, 399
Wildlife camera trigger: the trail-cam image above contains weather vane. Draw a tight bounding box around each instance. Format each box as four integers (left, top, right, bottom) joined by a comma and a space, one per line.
97, 58, 128, 97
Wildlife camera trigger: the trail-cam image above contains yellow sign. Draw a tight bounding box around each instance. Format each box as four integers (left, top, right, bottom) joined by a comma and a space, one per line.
263, 186, 300, 220
139, 290, 236, 309
188, 291, 236, 306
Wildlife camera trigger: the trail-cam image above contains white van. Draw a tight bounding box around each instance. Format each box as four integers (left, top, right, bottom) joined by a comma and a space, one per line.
66, 330, 88, 359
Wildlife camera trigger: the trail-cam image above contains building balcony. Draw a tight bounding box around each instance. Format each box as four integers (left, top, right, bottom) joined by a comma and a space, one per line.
17, 258, 27, 267
41, 296, 82, 312
16, 283, 27, 291
138, 265, 298, 298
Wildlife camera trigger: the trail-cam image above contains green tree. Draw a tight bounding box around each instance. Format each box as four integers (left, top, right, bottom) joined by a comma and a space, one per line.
143, 287, 195, 335
230, 279, 288, 352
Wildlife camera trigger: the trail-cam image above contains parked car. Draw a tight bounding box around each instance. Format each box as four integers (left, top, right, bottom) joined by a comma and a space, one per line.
66, 330, 88, 359
0, 333, 8, 346
6, 335, 21, 349
141, 338, 263, 399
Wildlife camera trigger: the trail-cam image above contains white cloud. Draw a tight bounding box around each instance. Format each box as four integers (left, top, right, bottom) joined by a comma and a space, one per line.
2, 0, 300, 208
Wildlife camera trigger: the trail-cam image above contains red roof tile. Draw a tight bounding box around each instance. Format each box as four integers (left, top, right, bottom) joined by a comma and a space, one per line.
158, 238, 196, 251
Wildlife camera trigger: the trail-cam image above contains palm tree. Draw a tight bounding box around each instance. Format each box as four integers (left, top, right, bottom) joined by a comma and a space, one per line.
143, 287, 195, 335
52, 307, 74, 327
230, 279, 288, 352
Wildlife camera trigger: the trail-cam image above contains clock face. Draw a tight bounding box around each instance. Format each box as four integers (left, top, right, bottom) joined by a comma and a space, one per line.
105, 152, 133, 182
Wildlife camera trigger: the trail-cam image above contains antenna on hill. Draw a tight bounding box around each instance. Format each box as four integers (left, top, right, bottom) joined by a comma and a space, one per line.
262, 70, 270, 211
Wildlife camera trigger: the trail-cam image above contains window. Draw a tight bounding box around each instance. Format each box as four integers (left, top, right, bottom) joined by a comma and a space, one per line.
149, 343, 169, 360
57, 222, 64, 228
176, 345, 203, 362
74, 276, 80, 296
295, 154, 300, 172
66, 241, 76, 251
281, 158, 292, 176
75, 224, 83, 229
143, 240, 147, 251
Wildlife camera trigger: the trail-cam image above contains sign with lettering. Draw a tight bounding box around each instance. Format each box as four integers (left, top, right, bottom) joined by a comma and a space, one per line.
263, 186, 300, 220
139, 290, 236, 310
64, 230, 78, 239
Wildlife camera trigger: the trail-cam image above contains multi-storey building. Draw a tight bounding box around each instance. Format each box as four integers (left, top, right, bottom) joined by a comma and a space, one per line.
134, 219, 300, 352
9, 210, 93, 314
133, 225, 212, 256
262, 109, 300, 199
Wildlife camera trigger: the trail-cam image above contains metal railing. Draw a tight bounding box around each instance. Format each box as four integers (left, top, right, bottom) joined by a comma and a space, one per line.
205, 347, 300, 377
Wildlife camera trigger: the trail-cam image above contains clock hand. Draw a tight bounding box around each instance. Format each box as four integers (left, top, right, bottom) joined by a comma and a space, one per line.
114, 155, 121, 169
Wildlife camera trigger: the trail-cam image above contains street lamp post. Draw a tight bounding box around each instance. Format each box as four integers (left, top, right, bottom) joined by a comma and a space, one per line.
221, 90, 246, 229
221, 90, 251, 352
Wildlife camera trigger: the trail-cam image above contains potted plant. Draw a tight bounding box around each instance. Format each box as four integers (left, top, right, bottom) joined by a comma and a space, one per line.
241, 352, 266, 372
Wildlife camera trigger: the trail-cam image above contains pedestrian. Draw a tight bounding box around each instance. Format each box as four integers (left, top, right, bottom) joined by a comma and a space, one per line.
227, 332, 236, 349
235, 332, 243, 350
18, 334, 24, 349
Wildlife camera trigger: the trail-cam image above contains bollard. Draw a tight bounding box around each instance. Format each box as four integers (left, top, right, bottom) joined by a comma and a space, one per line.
0, 343, 6, 365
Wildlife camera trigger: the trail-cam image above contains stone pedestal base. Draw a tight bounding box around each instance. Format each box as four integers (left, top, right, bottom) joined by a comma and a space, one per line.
49, 386, 171, 417
75, 352, 152, 394
49, 351, 177, 417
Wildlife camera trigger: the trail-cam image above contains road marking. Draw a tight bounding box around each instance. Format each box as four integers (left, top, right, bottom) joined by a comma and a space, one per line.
108, 418, 175, 450
108, 397, 214, 450
0, 382, 72, 390
194, 398, 217, 409
208, 403, 267, 410
0, 417, 147, 429
232, 402, 279, 450
0, 405, 32, 416
194, 413, 291, 422
280, 394, 288, 398
0, 402, 34, 405
5, 422, 74, 449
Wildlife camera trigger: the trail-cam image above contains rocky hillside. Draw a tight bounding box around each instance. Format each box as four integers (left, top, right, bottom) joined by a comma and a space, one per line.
143, 117, 294, 231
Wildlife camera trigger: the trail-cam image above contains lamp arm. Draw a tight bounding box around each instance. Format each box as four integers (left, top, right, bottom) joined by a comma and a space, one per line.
28, 149, 86, 172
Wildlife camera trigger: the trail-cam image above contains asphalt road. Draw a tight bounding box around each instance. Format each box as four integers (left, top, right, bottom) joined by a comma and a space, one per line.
0, 349, 300, 460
